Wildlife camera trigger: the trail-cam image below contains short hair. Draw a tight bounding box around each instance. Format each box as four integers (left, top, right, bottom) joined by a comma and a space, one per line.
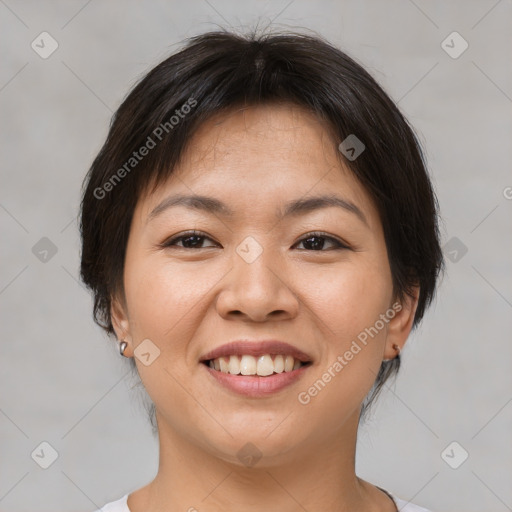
80, 28, 444, 427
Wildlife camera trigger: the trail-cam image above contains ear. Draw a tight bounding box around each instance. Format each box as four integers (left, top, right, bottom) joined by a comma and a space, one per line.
110, 295, 133, 357
382, 286, 420, 360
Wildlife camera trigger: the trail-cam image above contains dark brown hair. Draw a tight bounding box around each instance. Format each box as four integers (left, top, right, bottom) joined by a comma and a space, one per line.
80, 28, 443, 426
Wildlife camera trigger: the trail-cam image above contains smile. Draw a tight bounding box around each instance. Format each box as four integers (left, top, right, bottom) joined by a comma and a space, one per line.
203, 354, 310, 376
201, 357, 312, 397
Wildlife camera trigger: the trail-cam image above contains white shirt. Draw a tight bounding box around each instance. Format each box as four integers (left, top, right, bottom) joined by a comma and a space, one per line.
94, 491, 433, 511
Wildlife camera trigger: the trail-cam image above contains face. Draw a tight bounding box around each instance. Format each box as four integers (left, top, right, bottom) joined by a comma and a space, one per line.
112, 103, 417, 466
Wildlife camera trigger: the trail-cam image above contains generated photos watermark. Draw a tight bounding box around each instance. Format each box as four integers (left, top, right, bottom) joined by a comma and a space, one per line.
297, 302, 402, 405
93, 96, 198, 200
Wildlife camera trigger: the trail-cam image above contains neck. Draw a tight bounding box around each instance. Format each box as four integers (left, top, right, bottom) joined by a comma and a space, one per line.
129, 408, 392, 512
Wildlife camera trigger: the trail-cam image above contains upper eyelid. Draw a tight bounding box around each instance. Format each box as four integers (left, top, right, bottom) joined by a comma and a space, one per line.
296, 233, 350, 249
161, 230, 216, 246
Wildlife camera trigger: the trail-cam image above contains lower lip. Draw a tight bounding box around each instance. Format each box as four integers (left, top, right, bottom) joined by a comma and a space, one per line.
202, 362, 311, 397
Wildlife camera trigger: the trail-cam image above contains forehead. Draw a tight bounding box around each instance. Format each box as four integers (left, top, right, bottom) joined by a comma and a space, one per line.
137, 103, 379, 227
180, 103, 340, 178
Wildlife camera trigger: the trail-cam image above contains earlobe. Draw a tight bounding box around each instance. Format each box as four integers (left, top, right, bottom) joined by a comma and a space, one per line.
383, 287, 420, 360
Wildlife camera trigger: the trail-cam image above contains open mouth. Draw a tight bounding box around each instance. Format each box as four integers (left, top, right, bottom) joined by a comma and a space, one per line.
201, 354, 312, 377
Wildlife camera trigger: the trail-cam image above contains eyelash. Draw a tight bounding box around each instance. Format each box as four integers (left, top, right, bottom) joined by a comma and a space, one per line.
160, 230, 350, 251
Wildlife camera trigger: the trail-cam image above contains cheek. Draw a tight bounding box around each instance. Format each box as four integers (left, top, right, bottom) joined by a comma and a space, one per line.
123, 255, 223, 347
293, 268, 392, 439
308, 260, 393, 346
300, 259, 392, 401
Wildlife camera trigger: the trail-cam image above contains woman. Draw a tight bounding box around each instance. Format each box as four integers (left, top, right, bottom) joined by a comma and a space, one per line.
81, 28, 443, 512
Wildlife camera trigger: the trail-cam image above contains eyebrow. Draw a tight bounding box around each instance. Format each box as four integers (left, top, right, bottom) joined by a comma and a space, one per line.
148, 193, 368, 226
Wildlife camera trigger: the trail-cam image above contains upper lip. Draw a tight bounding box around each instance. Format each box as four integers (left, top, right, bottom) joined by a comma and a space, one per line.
200, 340, 313, 363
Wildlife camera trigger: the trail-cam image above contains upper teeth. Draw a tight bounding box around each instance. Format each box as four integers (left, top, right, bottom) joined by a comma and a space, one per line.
208, 354, 303, 376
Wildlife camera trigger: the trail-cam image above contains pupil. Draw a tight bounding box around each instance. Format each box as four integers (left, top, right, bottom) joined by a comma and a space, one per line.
184, 235, 202, 248
305, 236, 324, 250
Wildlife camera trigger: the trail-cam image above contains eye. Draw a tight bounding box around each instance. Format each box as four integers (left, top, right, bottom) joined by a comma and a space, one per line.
294, 232, 350, 251
160, 230, 218, 249
160, 230, 350, 251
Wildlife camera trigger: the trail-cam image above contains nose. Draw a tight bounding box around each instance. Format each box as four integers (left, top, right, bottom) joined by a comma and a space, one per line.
215, 241, 300, 323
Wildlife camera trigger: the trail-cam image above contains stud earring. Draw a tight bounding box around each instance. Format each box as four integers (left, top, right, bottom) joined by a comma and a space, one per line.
119, 340, 128, 357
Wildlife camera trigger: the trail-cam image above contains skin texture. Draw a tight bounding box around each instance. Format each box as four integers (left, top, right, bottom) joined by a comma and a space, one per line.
111, 103, 419, 512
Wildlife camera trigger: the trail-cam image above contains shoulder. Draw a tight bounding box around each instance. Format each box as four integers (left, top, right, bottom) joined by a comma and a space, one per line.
392, 495, 433, 512
93, 494, 130, 512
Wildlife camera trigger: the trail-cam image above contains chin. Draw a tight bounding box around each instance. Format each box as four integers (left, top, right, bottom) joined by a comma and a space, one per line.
197, 425, 306, 469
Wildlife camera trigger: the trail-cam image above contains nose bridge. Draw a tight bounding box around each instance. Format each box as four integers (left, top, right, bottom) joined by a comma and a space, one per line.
233, 234, 282, 297
216, 233, 298, 320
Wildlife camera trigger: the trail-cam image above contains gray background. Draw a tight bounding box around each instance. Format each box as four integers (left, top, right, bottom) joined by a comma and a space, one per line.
1, 1, 511, 511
